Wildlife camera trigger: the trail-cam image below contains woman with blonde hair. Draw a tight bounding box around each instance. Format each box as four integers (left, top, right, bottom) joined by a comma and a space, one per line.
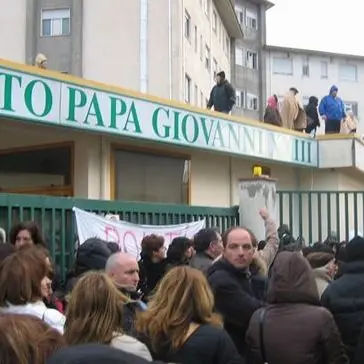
64, 271, 152, 361
135, 266, 242, 363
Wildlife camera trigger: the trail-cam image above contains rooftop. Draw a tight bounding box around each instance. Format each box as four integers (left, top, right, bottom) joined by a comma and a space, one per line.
264, 44, 364, 61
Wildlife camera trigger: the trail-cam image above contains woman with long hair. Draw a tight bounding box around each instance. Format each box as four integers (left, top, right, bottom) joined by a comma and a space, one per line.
64, 271, 152, 361
0, 247, 65, 333
135, 266, 242, 363
0, 314, 65, 364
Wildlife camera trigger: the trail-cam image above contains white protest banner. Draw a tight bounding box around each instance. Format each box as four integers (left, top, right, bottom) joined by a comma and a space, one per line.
73, 207, 205, 258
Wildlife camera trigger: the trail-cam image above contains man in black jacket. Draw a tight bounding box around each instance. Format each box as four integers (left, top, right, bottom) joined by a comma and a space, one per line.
207, 71, 236, 114
321, 236, 364, 362
106, 252, 147, 334
207, 227, 266, 359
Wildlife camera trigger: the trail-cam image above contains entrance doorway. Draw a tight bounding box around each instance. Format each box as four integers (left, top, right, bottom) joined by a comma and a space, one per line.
0, 143, 74, 197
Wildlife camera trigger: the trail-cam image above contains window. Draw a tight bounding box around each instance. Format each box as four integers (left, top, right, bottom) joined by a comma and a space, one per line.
272, 57, 293, 75
204, 0, 210, 17
205, 45, 210, 70
194, 26, 198, 53
200, 35, 203, 60
212, 11, 217, 32
41, 8, 70, 37
235, 47, 245, 66
235, 90, 246, 108
321, 61, 328, 78
184, 11, 191, 40
246, 51, 258, 69
194, 84, 198, 106
200, 91, 204, 108
339, 64, 357, 82
247, 93, 259, 110
185, 74, 191, 103
344, 101, 358, 116
114, 150, 190, 204
246, 9, 258, 29
302, 56, 309, 77
235, 6, 244, 25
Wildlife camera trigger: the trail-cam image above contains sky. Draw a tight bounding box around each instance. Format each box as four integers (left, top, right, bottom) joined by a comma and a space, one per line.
266, 0, 363, 56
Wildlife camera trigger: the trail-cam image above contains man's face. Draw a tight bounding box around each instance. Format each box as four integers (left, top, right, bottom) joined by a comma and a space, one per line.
210, 233, 224, 258
331, 90, 338, 98
223, 228, 255, 269
216, 75, 222, 84
111, 259, 140, 292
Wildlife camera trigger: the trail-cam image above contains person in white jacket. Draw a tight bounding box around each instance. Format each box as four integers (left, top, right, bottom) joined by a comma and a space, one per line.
65, 271, 152, 361
0, 246, 65, 333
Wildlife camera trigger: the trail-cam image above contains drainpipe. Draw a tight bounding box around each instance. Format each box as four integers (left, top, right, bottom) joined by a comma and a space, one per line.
99, 136, 106, 199
168, 0, 173, 99
181, 0, 185, 102
140, 0, 148, 92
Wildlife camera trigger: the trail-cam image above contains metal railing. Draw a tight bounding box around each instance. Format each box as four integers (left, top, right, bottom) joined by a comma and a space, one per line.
0, 193, 238, 275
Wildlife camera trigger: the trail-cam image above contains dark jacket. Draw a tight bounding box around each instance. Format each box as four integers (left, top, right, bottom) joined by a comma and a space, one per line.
305, 96, 320, 133
207, 80, 235, 113
46, 343, 166, 364
207, 259, 266, 357
246, 251, 348, 364
138, 255, 167, 301
143, 324, 243, 364
321, 260, 364, 361
263, 107, 281, 126
64, 239, 118, 294
354, 324, 364, 364
119, 288, 148, 335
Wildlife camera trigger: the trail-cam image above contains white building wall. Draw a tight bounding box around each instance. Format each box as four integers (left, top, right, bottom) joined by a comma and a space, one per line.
265, 49, 364, 133
0, 0, 27, 63
183, 0, 231, 107
82, 0, 230, 104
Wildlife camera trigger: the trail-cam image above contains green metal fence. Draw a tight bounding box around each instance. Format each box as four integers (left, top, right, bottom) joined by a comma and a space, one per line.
1, 191, 363, 275
277, 191, 364, 243
0, 193, 239, 276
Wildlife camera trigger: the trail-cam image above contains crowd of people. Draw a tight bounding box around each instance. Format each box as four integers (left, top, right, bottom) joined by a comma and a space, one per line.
263, 86, 358, 135
205, 69, 357, 136
0, 209, 364, 363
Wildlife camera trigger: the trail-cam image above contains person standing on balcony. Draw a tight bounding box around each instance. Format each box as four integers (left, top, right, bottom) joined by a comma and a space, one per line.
263, 95, 282, 126
280, 87, 307, 131
319, 85, 346, 134
207, 71, 236, 114
304, 96, 321, 135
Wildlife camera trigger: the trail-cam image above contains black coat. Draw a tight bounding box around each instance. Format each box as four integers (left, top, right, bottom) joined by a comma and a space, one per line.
207, 259, 266, 357
138, 256, 167, 301
321, 260, 364, 362
207, 81, 235, 113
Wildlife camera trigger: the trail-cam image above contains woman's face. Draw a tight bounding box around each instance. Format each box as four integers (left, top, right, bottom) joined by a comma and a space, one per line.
15, 229, 34, 249
41, 275, 52, 299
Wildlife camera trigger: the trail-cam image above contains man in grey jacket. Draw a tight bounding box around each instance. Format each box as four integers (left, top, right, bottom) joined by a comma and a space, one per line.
190, 228, 223, 274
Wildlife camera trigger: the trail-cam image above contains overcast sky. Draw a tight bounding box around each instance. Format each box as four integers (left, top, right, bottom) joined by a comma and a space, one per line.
266, 0, 362, 56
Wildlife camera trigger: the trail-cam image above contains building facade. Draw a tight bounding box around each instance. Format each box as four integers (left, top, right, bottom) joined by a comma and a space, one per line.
265, 45, 364, 129
0, 0, 242, 105
232, 0, 273, 120
2, 60, 364, 242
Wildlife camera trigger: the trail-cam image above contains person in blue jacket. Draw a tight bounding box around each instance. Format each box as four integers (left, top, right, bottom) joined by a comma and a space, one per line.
319, 85, 346, 134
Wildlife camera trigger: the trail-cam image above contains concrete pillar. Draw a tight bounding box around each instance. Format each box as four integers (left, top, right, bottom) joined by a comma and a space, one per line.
238, 177, 277, 242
